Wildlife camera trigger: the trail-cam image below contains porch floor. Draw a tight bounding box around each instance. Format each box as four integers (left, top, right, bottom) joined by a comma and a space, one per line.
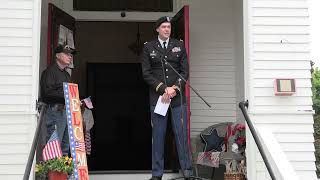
89, 173, 180, 180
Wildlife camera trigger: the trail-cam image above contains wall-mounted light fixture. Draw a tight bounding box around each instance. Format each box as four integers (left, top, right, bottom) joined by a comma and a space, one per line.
274, 78, 296, 96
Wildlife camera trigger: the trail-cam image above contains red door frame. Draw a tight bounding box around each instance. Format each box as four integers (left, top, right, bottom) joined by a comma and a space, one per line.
183, 6, 191, 144
172, 5, 191, 143
47, 3, 76, 66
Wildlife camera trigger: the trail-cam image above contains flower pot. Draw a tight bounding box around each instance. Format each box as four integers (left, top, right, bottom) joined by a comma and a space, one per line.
48, 171, 67, 180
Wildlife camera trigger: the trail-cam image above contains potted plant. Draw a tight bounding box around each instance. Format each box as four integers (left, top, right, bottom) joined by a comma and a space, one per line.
232, 123, 246, 154
224, 123, 246, 180
35, 156, 74, 180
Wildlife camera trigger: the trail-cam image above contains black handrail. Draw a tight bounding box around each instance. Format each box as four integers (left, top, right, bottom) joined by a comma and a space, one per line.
239, 101, 276, 180
23, 102, 47, 180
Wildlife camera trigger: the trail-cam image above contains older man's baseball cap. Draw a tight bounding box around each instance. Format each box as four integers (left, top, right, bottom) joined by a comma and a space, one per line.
55, 44, 76, 54
155, 16, 171, 29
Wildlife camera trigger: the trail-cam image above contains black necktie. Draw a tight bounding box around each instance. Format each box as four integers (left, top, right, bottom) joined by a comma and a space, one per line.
163, 41, 167, 49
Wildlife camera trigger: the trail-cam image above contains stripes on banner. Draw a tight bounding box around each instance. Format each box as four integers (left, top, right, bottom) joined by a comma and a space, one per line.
42, 129, 62, 161
75, 141, 85, 152
85, 132, 91, 155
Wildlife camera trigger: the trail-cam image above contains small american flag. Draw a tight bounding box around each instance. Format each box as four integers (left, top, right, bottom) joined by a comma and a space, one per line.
42, 130, 62, 161
83, 97, 93, 109
75, 141, 86, 152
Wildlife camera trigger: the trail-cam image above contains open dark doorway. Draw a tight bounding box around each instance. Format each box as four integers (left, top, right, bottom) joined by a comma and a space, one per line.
72, 19, 184, 172
86, 63, 180, 172
87, 63, 151, 171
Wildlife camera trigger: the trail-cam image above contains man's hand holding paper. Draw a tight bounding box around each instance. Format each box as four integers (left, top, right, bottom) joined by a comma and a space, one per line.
154, 95, 171, 116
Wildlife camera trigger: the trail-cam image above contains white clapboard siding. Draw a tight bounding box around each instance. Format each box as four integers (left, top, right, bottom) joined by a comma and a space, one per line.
0, 76, 33, 85
253, 26, 309, 35
190, 77, 235, 85
0, 134, 30, 144
0, 9, 33, 19
256, 161, 315, 171
0, 144, 30, 155
191, 71, 235, 78
254, 78, 311, 87
0, 65, 33, 76
0, 165, 25, 175
254, 105, 313, 112
191, 97, 236, 104
251, 114, 314, 123
274, 133, 314, 143
0, 0, 39, 179
2, 1, 33, 10
0, 28, 33, 37
0, 105, 31, 112
256, 124, 314, 133
0, 56, 33, 66
0, 19, 33, 28
0, 124, 30, 135
190, 60, 235, 66
254, 60, 311, 69
253, 8, 308, 17
248, 0, 317, 179
0, 85, 32, 95
179, 0, 238, 138
253, 1, 308, 8
0, 154, 29, 165
0, 47, 33, 57
254, 52, 311, 60
0, 37, 33, 47
254, 69, 311, 78
256, 151, 315, 162
254, 43, 309, 52
254, 97, 313, 106
254, 87, 312, 97
0, 114, 34, 125
0, 95, 31, 105
254, 35, 310, 43
253, 17, 309, 26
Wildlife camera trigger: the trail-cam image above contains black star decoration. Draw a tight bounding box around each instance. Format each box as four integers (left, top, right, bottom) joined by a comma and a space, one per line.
200, 129, 225, 152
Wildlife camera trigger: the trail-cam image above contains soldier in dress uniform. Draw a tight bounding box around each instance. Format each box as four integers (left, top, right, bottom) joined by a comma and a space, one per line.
141, 16, 193, 180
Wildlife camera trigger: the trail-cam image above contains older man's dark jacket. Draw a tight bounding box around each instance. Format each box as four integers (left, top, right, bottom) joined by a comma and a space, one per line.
40, 62, 71, 104
141, 38, 189, 107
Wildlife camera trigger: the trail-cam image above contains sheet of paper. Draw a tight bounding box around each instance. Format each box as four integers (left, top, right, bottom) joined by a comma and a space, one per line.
154, 95, 170, 116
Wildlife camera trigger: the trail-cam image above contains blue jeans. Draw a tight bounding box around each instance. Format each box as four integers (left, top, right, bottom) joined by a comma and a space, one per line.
46, 104, 70, 155
150, 104, 193, 177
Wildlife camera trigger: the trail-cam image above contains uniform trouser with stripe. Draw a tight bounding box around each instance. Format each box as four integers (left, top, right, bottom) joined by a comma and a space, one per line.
150, 104, 193, 177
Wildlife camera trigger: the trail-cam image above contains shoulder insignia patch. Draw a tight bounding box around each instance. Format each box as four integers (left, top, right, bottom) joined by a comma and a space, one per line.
144, 41, 148, 44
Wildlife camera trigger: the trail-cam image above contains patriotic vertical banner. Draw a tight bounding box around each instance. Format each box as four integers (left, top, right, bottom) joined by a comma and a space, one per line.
63, 83, 89, 180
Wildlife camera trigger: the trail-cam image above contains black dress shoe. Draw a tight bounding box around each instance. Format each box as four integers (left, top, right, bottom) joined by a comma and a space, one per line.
149, 176, 162, 180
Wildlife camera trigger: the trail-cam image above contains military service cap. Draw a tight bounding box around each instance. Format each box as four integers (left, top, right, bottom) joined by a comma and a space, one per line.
155, 16, 171, 29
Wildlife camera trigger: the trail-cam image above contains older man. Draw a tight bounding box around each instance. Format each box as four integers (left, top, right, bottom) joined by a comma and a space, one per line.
142, 16, 193, 180
40, 44, 76, 155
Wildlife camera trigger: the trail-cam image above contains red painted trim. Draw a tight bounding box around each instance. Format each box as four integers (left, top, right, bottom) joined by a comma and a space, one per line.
183, 5, 191, 144
47, 4, 52, 66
